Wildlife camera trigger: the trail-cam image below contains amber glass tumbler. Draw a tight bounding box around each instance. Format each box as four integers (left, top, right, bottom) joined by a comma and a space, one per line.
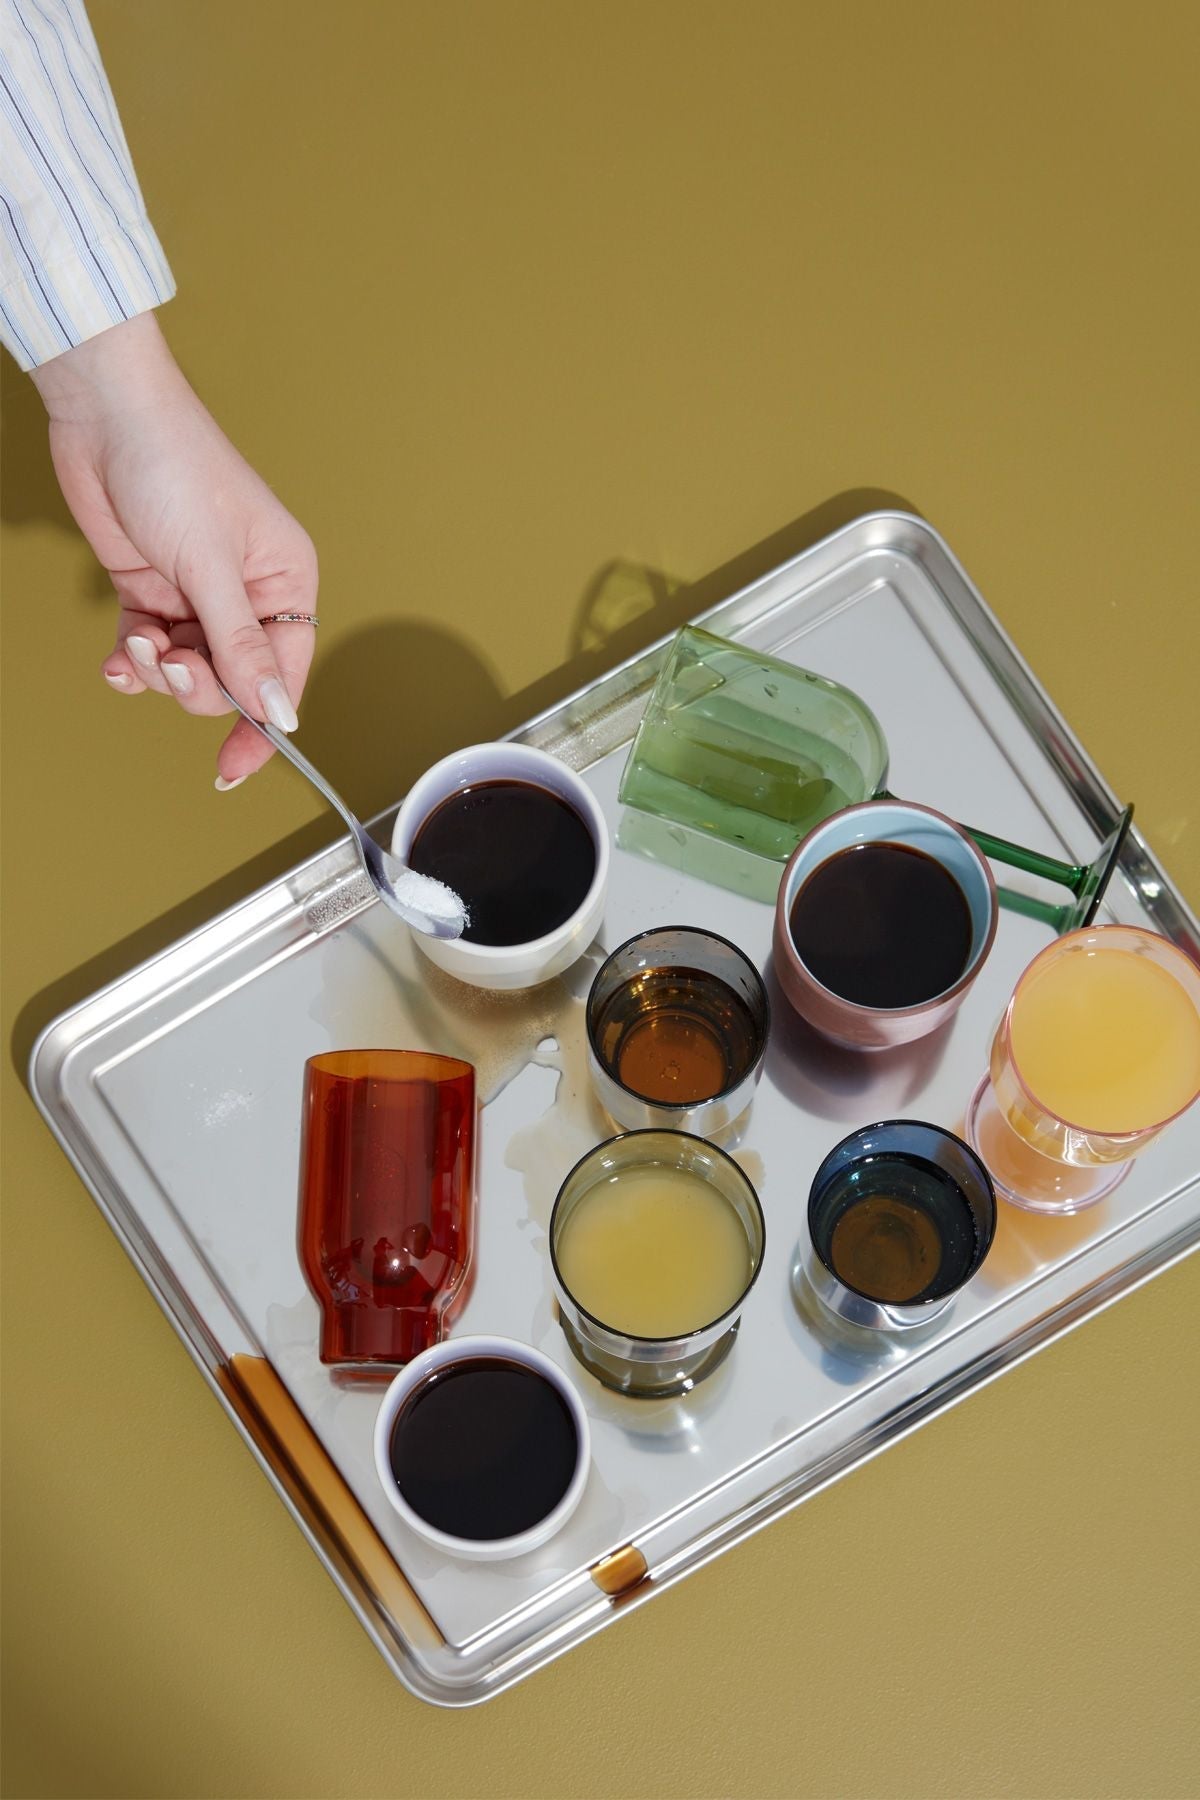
299, 1051, 476, 1367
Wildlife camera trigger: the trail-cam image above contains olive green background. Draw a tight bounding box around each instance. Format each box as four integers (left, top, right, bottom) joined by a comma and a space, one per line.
2, 3, 1198, 1796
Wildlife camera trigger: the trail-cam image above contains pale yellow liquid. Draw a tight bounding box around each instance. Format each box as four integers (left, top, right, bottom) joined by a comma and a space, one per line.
1009, 945, 1200, 1133
555, 1166, 753, 1337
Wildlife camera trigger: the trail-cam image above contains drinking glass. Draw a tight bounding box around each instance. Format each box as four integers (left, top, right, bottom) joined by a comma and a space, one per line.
619, 625, 1132, 928
549, 1130, 766, 1397
299, 1050, 476, 1366
801, 1120, 997, 1334
966, 927, 1200, 1213
586, 926, 770, 1133
619, 626, 889, 861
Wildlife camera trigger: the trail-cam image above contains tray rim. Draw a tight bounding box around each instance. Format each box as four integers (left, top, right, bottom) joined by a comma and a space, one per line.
27, 508, 1200, 1707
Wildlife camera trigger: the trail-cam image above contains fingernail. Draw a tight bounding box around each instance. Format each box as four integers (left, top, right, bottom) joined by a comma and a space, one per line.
258, 677, 298, 733
162, 661, 194, 696
215, 773, 248, 791
127, 634, 159, 670
104, 671, 132, 689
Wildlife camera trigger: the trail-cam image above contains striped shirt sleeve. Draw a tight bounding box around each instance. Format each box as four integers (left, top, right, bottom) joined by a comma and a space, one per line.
0, 0, 174, 370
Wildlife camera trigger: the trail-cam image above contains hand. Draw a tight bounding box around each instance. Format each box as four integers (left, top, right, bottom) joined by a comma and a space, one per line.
32, 312, 317, 787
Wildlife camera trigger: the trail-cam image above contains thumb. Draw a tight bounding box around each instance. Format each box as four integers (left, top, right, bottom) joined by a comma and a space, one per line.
195, 562, 299, 732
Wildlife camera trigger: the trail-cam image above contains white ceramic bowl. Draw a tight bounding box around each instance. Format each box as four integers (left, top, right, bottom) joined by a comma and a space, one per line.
391, 742, 609, 990
372, 1335, 591, 1560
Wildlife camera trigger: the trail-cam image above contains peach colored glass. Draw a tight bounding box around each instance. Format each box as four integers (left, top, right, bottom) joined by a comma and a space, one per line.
299, 1051, 476, 1367
969, 927, 1200, 1212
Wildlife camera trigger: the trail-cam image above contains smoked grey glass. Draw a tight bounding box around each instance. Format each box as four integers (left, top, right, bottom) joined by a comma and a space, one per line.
550, 1130, 766, 1398
586, 927, 769, 1135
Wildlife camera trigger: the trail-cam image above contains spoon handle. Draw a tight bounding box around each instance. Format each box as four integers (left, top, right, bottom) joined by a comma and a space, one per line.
210, 672, 362, 842
208, 666, 465, 942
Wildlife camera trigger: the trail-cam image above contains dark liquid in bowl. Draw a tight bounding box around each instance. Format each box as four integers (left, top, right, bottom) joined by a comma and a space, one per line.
389, 1358, 579, 1540
409, 779, 596, 946
789, 841, 973, 1008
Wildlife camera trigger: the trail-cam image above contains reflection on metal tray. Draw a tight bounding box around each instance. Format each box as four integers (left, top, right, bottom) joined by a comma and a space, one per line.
30, 513, 1200, 1707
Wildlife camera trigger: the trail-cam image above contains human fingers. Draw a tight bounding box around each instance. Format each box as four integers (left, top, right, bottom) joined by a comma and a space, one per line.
212, 613, 316, 784
194, 561, 300, 734
213, 713, 281, 786
155, 643, 237, 716
143, 618, 292, 786
264, 616, 316, 712
146, 617, 241, 720
165, 616, 315, 719
211, 616, 316, 785
114, 612, 175, 695
143, 620, 275, 785
100, 642, 148, 695
245, 526, 318, 703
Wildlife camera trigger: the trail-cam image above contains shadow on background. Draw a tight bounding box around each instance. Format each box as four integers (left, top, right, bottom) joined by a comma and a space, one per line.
11, 482, 918, 1082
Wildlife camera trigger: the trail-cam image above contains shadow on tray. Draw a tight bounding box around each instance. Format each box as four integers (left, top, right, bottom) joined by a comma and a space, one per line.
12, 483, 919, 1085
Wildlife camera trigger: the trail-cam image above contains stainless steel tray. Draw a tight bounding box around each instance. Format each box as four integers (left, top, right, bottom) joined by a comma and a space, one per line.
31, 512, 1200, 1708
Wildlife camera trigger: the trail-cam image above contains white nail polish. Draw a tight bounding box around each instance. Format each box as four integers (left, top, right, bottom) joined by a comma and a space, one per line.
259, 677, 299, 733
104, 671, 132, 689
162, 661, 194, 696
127, 634, 159, 670
215, 774, 248, 791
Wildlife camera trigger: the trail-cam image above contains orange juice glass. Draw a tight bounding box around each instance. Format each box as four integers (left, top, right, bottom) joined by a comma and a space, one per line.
967, 926, 1200, 1213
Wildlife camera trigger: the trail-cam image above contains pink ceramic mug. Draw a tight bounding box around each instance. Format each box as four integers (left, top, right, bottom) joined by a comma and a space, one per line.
772, 799, 998, 1050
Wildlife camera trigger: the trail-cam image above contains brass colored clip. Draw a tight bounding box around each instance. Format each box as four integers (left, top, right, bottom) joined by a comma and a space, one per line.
589, 1543, 649, 1598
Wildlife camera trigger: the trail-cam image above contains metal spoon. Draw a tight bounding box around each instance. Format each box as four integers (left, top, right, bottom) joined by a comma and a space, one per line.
212, 674, 466, 940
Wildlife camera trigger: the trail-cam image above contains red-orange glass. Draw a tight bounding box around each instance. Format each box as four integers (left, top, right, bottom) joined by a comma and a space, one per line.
299, 1051, 476, 1367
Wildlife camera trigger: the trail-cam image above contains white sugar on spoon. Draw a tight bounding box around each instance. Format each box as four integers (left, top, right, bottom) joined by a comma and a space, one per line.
380, 851, 469, 937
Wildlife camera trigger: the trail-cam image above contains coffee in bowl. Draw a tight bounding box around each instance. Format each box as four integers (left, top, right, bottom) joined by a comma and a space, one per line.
392, 743, 610, 990
409, 779, 596, 946
373, 1335, 591, 1559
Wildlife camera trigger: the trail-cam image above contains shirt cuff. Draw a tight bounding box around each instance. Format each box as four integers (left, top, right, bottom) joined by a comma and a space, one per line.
0, 216, 176, 373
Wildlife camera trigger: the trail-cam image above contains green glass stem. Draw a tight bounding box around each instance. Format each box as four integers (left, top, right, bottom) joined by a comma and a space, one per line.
993, 886, 1071, 931
958, 825, 1087, 896
877, 794, 1132, 933
962, 805, 1133, 932
876, 791, 1082, 892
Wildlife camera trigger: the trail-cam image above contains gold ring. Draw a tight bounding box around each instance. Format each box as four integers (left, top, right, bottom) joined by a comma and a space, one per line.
261, 612, 319, 627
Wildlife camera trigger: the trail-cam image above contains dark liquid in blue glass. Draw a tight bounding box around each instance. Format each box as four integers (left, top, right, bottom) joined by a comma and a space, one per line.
813, 1152, 979, 1304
